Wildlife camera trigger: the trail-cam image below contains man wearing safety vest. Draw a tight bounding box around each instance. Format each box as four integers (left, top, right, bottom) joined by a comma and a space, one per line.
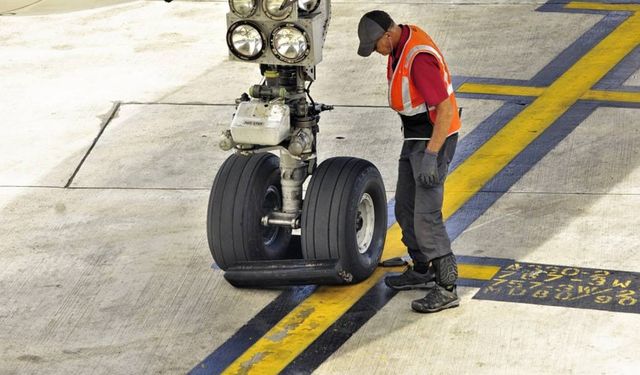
357, 10, 461, 313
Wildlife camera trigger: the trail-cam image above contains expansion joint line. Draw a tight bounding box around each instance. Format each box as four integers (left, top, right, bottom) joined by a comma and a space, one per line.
64, 101, 121, 188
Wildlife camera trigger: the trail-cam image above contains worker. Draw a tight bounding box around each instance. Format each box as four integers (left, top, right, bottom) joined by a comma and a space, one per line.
357, 10, 461, 313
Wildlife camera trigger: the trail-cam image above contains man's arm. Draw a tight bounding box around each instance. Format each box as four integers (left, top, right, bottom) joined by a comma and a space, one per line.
426, 97, 453, 154
410, 53, 451, 154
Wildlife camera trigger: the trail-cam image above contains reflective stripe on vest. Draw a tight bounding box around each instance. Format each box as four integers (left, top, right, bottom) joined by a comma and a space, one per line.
405, 45, 455, 97
387, 25, 461, 135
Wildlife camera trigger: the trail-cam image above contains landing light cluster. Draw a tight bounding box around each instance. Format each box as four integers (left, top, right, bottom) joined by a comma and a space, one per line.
226, 0, 324, 65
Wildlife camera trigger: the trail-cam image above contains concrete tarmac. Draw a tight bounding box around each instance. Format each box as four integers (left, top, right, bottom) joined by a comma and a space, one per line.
1, 0, 639, 374
0, 0, 135, 15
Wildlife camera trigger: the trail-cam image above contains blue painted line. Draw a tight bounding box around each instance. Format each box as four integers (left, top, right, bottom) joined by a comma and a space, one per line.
280, 278, 398, 374
595, 46, 640, 90
189, 285, 317, 375
579, 100, 640, 109
537, 0, 637, 16
483, 101, 599, 192
453, 76, 535, 89
457, 255, 514, 268
456, 92, 536, 105
445, 192, 504, 243
531, 11, 629, 86
386, 198, 396, 229
449, 102, 528, 172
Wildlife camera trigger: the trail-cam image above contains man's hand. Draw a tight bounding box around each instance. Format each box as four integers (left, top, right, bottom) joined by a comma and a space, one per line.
417, 150, 439, 187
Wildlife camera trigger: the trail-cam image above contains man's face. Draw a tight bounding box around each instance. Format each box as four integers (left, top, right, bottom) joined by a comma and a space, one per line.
374, 32, 393, 56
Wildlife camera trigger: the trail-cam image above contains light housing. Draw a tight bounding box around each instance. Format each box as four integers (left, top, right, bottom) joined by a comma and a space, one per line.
270, 24, 310, 64
225, 0, 330, 66
227, 21, 266, 61
262, 0, 294, 21
228, 0, 258, 18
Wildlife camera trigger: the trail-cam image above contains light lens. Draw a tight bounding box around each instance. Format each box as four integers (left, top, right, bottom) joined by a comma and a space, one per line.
298, 0, 320, 13
263, 0, 293, 21
229, 0, 257, 17
271, 25, 309, 63
227, 22, 264, 60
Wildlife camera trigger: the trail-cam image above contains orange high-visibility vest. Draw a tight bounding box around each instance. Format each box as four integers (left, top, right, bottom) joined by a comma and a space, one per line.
387, 25, 461, 137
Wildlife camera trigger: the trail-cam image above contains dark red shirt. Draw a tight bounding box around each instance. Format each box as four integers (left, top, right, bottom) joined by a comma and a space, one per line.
391, 25, 449, 107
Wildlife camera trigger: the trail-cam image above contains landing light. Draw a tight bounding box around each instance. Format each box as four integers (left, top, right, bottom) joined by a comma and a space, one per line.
271, 24, 310, 63
227, 22, 265, 60
228, 0, 257, 18
263, 0, 293, 20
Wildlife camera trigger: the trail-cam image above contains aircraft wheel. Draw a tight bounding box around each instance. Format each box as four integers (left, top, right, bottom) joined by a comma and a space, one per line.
301, 157, 387, 283
207, 153, 291, 269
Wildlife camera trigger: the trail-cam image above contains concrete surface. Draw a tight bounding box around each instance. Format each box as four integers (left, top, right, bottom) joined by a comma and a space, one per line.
0, 1, 225, 186
68, 99, 498, 193
0, 0, 135, 15
1, 0, 639, 374
626, 67, 639, 85
0, 187, 280, 373
509, 107, 640, 195
316, 286, 640, 374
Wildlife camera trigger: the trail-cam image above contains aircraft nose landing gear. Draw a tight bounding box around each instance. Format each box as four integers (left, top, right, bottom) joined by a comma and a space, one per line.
206, 0, 387, 287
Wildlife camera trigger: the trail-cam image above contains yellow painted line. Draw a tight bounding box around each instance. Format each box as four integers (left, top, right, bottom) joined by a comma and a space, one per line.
222, 224, 402, 375
443, 10, 640, 218
457, 83, 546, 97
223, 268, 390, 374
224, 271, 390, 374
459, 264, 501, 280
223, 223, 498, 374
458, 83, 640, 104
581, 90, 640, 103
566, 2, 640, 12
223, 7, 640, 375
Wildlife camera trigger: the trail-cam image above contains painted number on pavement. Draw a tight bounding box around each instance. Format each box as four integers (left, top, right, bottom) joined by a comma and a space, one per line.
474, 262, 640, 314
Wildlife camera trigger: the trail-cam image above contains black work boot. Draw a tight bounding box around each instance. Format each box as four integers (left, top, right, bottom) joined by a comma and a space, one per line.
384, 264, 436, 291
411, 254, 460, 313
411, 285, 459, 313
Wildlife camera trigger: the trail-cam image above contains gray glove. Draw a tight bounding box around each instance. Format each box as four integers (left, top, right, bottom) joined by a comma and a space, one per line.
417, 150, 439, 187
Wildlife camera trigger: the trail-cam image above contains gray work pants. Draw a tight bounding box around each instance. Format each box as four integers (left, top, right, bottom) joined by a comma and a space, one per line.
394, 134, 458, 263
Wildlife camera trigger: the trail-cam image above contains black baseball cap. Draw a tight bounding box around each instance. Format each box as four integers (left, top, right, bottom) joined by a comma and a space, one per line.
357, 10, 394, 57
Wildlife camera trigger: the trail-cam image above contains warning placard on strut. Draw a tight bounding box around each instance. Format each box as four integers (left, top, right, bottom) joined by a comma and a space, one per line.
474, 262, 640, 314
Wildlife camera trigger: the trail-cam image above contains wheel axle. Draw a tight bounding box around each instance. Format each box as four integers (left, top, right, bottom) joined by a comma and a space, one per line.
261, 211, 301, 229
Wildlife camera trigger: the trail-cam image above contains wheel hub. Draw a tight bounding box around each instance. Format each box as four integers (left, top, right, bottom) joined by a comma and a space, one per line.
355, 193, 375, 254
262, 185, 281, 246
